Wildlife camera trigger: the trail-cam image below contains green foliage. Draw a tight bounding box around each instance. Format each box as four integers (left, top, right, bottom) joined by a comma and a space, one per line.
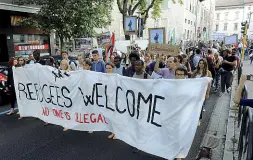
18, 0, 113, 40
138, 0, 147, 15
117, 0, 183, 27
151, 0, 163, 20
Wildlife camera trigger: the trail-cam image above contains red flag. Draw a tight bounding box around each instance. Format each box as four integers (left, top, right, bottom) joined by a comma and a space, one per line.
111, 32, 115, 46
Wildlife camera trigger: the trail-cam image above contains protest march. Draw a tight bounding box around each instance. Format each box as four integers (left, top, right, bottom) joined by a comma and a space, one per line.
13, 63, 211, 159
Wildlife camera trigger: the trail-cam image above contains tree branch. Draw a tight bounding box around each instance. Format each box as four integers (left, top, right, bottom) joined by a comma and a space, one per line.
141, 0, 156, 16
128, 0, 134, 15
117, 0, 124, 14
131, 0, 141, 14
123, 0, 128, 14
142, 0, 156, 25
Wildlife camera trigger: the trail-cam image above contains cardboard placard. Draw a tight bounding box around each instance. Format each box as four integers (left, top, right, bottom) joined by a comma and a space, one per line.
148, 44, 179, 56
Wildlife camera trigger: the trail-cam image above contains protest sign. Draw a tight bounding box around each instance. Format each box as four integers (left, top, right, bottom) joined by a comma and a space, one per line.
13, 64, 211, 160
224, 34, 238, 45
148, 44, 179, 56
74, 38, 92, 51
97, 32, 111, 47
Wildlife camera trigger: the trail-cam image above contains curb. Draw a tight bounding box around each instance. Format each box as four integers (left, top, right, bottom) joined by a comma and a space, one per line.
199, 77, 234, 159
222, 72, 239, 160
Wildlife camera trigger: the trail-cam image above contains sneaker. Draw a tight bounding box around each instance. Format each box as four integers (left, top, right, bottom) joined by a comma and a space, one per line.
227, 87, 231, 93
219, 92, 224, 97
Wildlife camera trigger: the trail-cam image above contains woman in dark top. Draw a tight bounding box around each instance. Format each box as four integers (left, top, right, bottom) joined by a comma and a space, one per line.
6, 57, 18, 115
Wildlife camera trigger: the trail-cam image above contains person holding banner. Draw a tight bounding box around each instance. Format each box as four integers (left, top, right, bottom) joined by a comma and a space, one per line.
59, 60, 70, 131
133, 60, 152, 79
6, 58, 18, 116
191, 59, 212, 125
77, 55, 85, 70
113, 56, 125, 76
91, 50, 106, 73
83, 60, 92, 70
124, 52, 140, 77
154, 55, 177, 79
105, 62, 117, 139
175, 66, 188, 79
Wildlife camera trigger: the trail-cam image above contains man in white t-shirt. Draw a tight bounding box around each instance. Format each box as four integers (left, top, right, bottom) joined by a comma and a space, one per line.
113, 56, 125, 75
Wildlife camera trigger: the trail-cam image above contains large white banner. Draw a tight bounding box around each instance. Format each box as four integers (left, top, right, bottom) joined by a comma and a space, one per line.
13, 64, 211, 160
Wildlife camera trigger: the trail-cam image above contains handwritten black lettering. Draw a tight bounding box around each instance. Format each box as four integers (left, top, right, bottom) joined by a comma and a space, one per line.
137, 93, 153, 120
95, 83, 104, 108
26, 83, 36, 100
61, 86, 72, 108
55, 86, 64, 108
49, 85, 57, 105
151, 95, 164, 127
18, 83, 27, 100
115, 86, 126, 114
41, 84, 51, 103
126, 90, 135, 118
78, 85, 95, 106
105, 85, 114, 112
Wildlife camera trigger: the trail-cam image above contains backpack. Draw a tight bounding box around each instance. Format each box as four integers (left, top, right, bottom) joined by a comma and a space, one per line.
189, 54, 196, 71
69, 60, 77, 68
122, 66, 126, 76
143, 72, 148, 79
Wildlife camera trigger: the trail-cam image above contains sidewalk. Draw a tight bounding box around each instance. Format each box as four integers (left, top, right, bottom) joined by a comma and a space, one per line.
223, 61, 253, 160
197, 61, 253, 160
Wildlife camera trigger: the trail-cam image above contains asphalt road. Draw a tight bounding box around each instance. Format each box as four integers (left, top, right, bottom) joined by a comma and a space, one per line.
0, 93, 219, 160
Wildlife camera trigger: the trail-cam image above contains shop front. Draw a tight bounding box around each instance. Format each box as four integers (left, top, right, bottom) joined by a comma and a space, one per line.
0, 9, 52, 64
13, 33, 50, 58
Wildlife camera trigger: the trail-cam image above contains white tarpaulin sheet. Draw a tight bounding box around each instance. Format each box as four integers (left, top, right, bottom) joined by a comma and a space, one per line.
13, 64, 211, 160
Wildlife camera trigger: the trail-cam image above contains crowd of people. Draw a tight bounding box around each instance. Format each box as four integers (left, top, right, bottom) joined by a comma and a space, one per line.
4, 43, 242, 160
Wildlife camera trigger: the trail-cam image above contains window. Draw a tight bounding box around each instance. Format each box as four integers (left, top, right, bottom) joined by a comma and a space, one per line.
225, 12, 228, 20
191, 21, 193, 25
216, 13, 220, 20
13, 34, 50, 58
188, 20, 190, 24
248, 13, 251, 19
187, 30, 189, 39
224, 23, 228, 31
235, 12, 239, 20
234, 23, 238, 30
215, 24, 219, 31
185, 19, 187, 23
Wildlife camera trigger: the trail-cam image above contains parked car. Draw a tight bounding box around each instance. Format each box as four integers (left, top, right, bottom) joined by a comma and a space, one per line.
0, 66, 9, 106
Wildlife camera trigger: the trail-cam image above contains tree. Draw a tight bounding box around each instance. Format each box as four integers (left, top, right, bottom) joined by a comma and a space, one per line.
117, 0, 183, 40
18, 0, 113, 50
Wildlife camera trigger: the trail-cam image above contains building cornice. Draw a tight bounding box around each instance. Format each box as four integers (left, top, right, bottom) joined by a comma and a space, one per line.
0, 2, 39, 13
215, 5, 244, 10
